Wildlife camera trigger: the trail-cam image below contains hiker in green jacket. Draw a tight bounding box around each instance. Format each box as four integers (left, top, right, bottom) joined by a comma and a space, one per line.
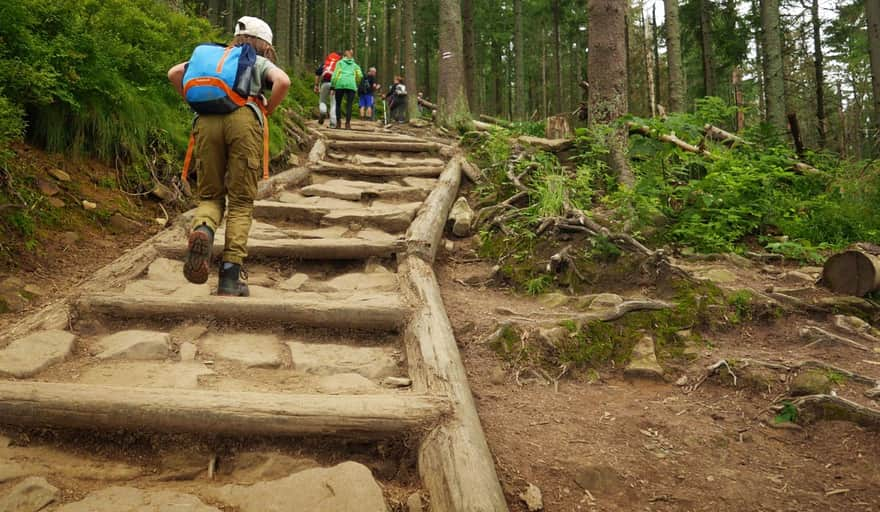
331, 49, 363, 130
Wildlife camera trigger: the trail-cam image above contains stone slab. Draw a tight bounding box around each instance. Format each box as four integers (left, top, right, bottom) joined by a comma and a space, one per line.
199, 334, 284, 369
95, 330, 170, 361
56, 487, 220, 512
78, 362, 214, 389
287, 341, 400, 379
0, 476, 58, 512
0, 330, 76, 378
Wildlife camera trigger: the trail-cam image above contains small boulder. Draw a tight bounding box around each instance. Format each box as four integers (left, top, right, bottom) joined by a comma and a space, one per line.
699, 268, 738, 284
790, 370, 832, 396
279, 273, 310, 291
47, 197, 65, 208
449, 197, 474, 237
95, 330, 170, 360
316, 373, 380, 394
56, 487, 219, 512
519, 483, 544, 511
0, 476, 58, 512
179, 342, 198, 361
36, 178, 60, 197
82, 200, 97, 210
48, 168, 71, 182
109, 213, 139, 233
624, 335, 664, 381
0, 330, 76, 378
589, 293, 624, 310
409, 118, 431, 128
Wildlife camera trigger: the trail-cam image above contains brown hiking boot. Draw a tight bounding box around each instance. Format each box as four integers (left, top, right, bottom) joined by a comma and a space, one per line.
183, 225, 213, 284
345, 121, 351, 130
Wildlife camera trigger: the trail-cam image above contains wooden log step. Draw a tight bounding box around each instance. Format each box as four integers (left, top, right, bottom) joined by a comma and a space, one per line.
327, 140, 440, 153
156, 237, 404, 260
322, 130, 423, 143
76, 292, 408, 330
0, 381, 449, 438
253, 199, 420, 232
309, 161, 443, 178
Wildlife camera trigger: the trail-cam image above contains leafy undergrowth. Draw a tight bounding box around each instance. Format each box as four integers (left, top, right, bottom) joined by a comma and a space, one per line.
465, 97, 880, 297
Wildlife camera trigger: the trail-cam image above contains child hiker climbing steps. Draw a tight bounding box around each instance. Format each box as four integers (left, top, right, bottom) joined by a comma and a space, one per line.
167, 16, 290, 296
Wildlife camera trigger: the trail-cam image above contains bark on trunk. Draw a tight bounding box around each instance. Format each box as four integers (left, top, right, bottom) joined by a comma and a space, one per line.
404, 0, 420, 121
462, 0, 479, 115
810, 0, 826, 147
822, 250, 880, 297
364, 0, 372, 66
514, 0, 526, 120
761, 0, 787, 131
553, 0, 564, 114
664, 0, 685, 112
699, 0, 716, 97
866, 0, 880, 144
437, 0, 471, 128
275, 0, 291, 67
588, 0, 634, 186
350, 0, 358, 54
643, 4, 657, 116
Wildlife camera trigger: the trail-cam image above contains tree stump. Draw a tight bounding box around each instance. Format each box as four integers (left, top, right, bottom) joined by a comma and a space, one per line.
821, 250, 880, 296
545, 115, 573, 139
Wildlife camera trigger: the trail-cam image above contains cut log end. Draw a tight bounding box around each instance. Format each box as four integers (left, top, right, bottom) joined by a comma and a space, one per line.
821, 250, 880, 297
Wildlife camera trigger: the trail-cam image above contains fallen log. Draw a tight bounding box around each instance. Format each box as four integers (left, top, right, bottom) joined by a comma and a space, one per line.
472, 120, 502, 132
792, 394, 880, 431
307, 138, 327, 165
327, 140, 441, 153
256, 167, 310, 200
516, 135, 575, 153
323, 131, 423, 143
630, 122, 823, 177
401, 256, 508, 512
460, 160, 483, 184
546, 114, 573, 139
156, 237, 404, 261
0, 382, 449, 438
418, 97, 438, 110
406, 157, 463, 263
76, 293, 408, 331
703, 124, 748, 147
821, 250, 880, 297
479, 114, 512, 127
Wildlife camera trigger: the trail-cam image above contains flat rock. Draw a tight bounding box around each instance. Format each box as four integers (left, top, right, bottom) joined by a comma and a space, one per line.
206, 461, 388, 512
287, 341, 400, 379
36, 178, 60, 197
316, 373, 380, 394
0, 330, 76, 378
200, 334, 283, 368
124, 280, 210, 298
146, 258, 183, 280
0, 461, 30, 484
399, 177, 437, 191
302, 272, 397, 293
47, 169, 71, 182
790, 369, 832, 396
624, 335, 664, 380
95, 330, 170, 361
538, 292, 571, 308
78, 362, 213, 389
179, 342, 198, 361
449, 197, 474, 237
278, 273, 310, 291
0, 476, 58, 512
219, 452, 318, 483
170, 324, 209, 343
696, 268, 738, 284
56, 487, 220, 512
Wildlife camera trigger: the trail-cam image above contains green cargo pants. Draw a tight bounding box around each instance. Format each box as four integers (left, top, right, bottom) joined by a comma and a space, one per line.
191, 107, 262, 265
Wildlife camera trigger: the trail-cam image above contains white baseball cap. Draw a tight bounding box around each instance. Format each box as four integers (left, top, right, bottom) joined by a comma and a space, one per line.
234, 16, 273, 45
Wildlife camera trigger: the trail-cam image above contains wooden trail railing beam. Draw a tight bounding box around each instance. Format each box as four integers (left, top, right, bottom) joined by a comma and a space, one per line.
406, 156, 462, 263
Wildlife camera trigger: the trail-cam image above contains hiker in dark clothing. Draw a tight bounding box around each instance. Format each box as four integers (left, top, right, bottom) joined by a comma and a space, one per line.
330, 49, 363, 130
385, 76, 408, 124
359, 67, 379, 120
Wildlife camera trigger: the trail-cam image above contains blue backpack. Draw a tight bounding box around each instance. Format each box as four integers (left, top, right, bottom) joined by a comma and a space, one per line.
183, 43, 256, 114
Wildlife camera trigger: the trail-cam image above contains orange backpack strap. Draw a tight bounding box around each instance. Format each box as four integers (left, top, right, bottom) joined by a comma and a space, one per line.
181, 130, 196, 182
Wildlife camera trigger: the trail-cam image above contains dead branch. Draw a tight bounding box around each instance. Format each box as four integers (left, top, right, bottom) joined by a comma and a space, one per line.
800, 325, 871, 352
832, 315, 880, 344
703, 124, 749, 148
792, 394, 880, 431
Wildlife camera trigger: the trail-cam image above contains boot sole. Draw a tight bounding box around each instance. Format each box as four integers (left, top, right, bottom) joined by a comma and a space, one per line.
183, 231, 212, 284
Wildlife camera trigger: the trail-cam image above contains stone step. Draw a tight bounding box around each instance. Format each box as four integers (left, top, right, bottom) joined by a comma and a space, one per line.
326, 140, 440, 153
327, 152, 446, 168
254, 195, 421, 232
156, 236, 403, 261
309, 160, 443, 178
76, 292, 408, 331
0, 381, 449, 438
300, 179, 429, 202
322, 130, 423, 143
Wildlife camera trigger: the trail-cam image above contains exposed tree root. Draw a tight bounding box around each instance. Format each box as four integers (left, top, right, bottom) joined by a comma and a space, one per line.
800, 325, 871, 352
792, 395, 880, 431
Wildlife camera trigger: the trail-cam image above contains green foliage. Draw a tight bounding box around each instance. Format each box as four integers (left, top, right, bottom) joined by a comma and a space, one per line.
524, 275, 552, 295
774, 401, 799, 424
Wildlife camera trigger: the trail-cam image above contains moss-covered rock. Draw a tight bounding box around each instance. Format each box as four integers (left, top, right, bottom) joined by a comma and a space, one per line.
790, 370, 832, 396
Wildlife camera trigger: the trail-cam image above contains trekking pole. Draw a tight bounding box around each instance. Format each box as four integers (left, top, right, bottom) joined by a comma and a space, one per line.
384, 100, 389, 126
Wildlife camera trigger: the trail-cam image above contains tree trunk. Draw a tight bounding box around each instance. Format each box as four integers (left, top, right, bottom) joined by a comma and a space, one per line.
290, 0, 298, 68
761, 0, 786, 131
363, 0, 372, 66
299, 0, 307, 68
866, 0, 880, 145
383, 0, 392, 84
404, 0, 420, 121
733, 67, 745, 131
437, 0, 470, 128
514, 0, 525, 120
809, 0, 825, 146
542, 27, 549, 119
423, 36, 432, 100
243, 0, 256, 16
553, 0, 564, 114
652, 5, 662, 109
462, 0, 479, 115
642, 4, 656, 117
588, 0, 634, 186
664, 0, 685, 112
393, 4, 402, 76
276, 0, 291, 67
350, 0, 358, 54
699, 0, 716, 97
208, 0, 221, 25
323, 0, 330, 57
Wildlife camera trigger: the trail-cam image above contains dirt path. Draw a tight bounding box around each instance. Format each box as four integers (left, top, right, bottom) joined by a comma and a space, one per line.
0, 122, 505, 511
